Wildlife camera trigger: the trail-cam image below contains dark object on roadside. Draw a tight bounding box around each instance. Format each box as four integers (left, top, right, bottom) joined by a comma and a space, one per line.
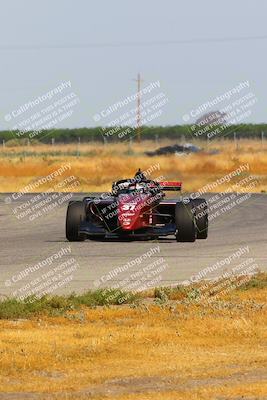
145, 143, 201, 156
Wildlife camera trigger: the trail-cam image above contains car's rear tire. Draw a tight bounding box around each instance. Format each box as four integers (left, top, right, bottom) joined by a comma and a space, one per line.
175, 200, 196, 242
193, 198, 208, 239
66, 201, 86, 241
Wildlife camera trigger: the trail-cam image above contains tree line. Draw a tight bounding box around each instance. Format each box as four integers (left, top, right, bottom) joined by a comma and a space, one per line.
0, 124, 266, 143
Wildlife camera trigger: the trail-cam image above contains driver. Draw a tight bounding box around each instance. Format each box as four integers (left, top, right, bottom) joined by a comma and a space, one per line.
134, 168, 147, 182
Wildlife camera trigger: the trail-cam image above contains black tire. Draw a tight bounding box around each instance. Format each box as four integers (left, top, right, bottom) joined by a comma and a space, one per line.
66, 201, 86, 241
175, 200, 196, 242
193, 198, 208, 239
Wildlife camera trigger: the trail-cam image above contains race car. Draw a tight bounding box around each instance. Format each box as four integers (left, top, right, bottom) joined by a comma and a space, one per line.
65, 170, 208, 242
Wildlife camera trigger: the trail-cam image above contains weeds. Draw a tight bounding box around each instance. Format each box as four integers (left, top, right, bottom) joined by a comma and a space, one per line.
1, 273, 266, 319
237, 272, 267, 290
0, 289, 138, 319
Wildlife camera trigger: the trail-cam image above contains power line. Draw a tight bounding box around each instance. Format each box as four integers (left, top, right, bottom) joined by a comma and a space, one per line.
0, 34, 267, 50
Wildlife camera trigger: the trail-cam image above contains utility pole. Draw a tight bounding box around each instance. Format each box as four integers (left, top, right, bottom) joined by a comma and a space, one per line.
133, 73, 143, 142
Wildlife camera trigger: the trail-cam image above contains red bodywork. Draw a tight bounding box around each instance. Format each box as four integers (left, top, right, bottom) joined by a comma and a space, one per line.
82, 179, 183, 237
118, 193, 152, 230
117, 182, 182, 231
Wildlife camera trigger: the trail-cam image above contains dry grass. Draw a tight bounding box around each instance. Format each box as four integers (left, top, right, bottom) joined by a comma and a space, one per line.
0, 281, 266, 399
1, 139, 267, 193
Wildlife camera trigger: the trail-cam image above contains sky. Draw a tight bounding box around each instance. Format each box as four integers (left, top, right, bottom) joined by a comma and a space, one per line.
0, 0, 266, 130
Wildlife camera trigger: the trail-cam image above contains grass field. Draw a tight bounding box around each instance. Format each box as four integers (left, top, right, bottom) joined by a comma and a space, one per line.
0, 274, 266, 399
1, 139, 267, 193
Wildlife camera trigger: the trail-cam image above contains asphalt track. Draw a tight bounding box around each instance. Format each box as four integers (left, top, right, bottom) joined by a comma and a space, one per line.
0, 193, 266, 297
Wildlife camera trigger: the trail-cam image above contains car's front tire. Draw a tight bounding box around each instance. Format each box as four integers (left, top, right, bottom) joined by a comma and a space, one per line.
66, 201, 86, 241
175, 200, 196, 242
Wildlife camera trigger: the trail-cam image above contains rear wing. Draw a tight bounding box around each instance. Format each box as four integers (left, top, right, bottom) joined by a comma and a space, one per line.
158, 181, 182, 191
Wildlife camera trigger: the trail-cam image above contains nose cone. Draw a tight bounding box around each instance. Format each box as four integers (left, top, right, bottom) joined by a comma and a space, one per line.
118, 193, 150, 230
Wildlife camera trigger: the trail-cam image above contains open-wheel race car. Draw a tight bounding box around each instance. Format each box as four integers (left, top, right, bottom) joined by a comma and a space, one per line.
66, 170, 208, 242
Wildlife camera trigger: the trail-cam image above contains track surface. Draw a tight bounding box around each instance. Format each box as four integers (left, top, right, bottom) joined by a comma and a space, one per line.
0, 193, 266, 297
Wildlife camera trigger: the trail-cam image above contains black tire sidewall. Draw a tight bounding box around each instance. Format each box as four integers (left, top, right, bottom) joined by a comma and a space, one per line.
193, 198, 208, 239
175, 200, 196, 242
66, 201, 86, 241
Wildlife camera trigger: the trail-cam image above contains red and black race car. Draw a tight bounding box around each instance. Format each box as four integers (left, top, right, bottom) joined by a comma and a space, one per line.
66, 170, 208, 242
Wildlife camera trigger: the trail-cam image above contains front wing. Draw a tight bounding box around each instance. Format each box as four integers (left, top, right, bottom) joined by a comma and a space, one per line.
78, 220, 176, 238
